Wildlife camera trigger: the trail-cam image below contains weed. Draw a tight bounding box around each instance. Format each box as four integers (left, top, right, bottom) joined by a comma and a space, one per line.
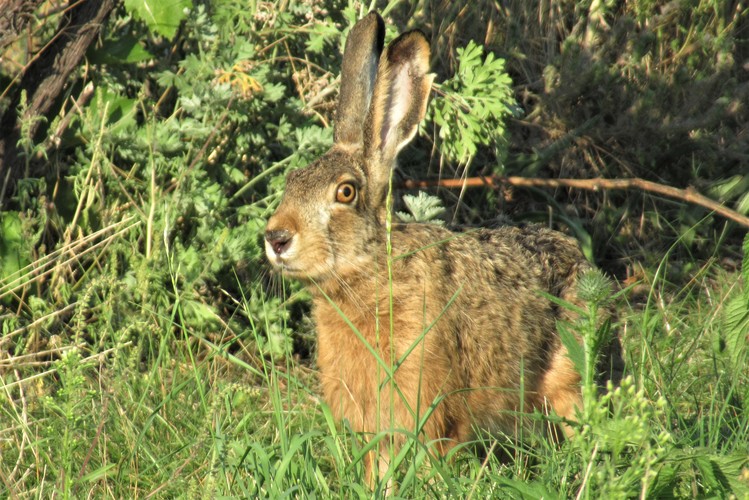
1, 0, 747, 496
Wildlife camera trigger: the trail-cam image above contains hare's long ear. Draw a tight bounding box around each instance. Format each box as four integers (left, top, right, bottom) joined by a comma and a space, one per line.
364, 30, 433, 193
334, 12, 385, 147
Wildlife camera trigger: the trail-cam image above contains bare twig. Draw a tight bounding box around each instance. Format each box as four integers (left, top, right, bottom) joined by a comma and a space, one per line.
0, 343, 131, 392
399, 175, 749, 228
78, 397, 109, 481
40, 80, 96, 154
6, 368, 29, 486
0, 217, 140, 301
0, 0, 116, 184
0, 339, 78, 367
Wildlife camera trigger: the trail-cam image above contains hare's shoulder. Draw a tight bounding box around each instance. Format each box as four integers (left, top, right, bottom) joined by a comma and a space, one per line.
482, 223, 592, 295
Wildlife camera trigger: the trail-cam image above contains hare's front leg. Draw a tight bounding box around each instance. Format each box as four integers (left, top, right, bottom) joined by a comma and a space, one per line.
366, 362, 460, 483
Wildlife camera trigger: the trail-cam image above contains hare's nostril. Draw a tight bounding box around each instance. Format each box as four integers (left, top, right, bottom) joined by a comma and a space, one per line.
265, 229, 293, 255
272, 239, 289, 255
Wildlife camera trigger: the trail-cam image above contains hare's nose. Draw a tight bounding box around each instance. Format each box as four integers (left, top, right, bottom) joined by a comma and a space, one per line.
265, 229, 293, 255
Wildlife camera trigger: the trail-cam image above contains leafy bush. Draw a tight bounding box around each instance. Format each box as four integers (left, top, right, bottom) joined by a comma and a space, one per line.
1, 0, 748, 496
1, 0, 519, 356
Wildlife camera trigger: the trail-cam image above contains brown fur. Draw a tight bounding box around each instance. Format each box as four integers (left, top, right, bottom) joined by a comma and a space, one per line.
264, 12, 622, 485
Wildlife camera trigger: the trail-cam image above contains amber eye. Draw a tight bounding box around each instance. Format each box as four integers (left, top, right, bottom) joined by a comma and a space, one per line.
335, 182, 357, 204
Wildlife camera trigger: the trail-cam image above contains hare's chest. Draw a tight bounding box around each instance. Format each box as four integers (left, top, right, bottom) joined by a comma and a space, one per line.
313, 302, 388, 425
312, 298, 451, 429
312, 291, 440, 358
313, 299, 398, 368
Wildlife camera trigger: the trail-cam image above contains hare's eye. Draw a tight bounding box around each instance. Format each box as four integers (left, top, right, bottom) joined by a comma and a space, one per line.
336, 182, 357, 204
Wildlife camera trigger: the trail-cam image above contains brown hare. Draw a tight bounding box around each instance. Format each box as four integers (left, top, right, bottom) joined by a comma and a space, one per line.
265, 11, 622, 484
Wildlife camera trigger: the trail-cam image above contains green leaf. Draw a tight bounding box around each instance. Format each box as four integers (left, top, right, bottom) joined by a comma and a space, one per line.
722, 293, 749, 370
86, 88, 137, 133
429, 40, 517, 165
0, 212, 29, 287
182, 298, 219, 328
707, 175, 749, 202
80, 463, 117, 483
694, 454, 722, 492
558, 322, 586, 379
124, 0, 192, 39
497, 477, 561, 500
88, 34, 154, 64
743, 232, 749, 285
306, 20, 340, 54
714, 452, 749, 497
720, 232, 749, 371
398, 192, 446, 224
736, 190, 749, 215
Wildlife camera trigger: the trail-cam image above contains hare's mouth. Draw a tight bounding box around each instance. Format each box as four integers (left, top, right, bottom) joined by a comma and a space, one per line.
268, 256, 299, 274
268, 256, 338, 283
268, 256, 313, 279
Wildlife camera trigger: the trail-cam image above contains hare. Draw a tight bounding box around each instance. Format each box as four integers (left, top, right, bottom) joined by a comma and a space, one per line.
265, 12, 622, 484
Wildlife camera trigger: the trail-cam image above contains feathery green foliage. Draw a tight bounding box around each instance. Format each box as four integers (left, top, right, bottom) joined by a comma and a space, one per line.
1, 0, 748, 496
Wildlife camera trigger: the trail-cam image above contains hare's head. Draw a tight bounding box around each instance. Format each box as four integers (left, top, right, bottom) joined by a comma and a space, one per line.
265, 12, 433, 283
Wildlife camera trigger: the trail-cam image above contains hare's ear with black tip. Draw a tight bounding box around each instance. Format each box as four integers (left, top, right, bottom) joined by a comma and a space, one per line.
364, 30, 434, 195
334, 12, 385, 147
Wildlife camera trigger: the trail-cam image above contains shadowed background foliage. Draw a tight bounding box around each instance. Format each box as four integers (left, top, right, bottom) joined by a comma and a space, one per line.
0, 0, 747, 496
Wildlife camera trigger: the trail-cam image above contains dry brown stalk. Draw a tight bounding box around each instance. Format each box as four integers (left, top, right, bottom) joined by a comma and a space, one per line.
399, 175, 749, 228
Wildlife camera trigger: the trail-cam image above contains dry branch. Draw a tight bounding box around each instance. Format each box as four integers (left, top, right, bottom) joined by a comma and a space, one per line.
0, 0, 46, 50
399, 175, 749, 228
0, 0, 116, 199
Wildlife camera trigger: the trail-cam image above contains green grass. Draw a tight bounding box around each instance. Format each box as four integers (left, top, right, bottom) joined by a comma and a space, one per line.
2, 0, 749, 497
2, 245, 748, 497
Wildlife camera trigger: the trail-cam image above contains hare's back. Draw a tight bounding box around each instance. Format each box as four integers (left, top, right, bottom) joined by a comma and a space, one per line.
391, 222, 575, 348
391, 221, 588, 299
481, 223, 593, 295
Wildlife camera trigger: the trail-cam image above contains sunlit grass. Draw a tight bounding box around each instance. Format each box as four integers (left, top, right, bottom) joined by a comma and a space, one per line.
1, 0, 748, 496
2, 242, 747, 496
